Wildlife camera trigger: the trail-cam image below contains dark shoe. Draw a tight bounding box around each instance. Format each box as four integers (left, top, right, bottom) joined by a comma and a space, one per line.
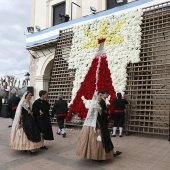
114, 151, 122, 157
119, 135, 123, 138
92, 160, 104, 162
29, 151, 36, 155
8, 125, 12, 128
62, 133, 66, 138
40, 146, 48, 150
112, 134, 116, 137
56, 132, 61, 135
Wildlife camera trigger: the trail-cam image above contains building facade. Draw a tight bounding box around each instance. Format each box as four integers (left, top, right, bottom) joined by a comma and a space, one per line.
31, 0, 134, 30
28, 0, 135, 99
27, 0, 170, 137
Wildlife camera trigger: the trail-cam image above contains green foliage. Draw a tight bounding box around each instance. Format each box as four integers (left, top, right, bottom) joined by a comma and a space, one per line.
0, 95, 4, 99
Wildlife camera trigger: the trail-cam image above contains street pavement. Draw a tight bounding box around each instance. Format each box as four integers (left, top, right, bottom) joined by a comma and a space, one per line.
0, 117, 170, 170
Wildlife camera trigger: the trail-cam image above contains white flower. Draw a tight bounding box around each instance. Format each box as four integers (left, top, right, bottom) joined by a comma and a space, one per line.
68, 9, 143, 103
81, 96, 92, 109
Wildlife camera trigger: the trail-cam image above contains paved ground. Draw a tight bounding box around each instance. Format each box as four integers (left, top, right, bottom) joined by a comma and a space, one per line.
0, 117, 170, 170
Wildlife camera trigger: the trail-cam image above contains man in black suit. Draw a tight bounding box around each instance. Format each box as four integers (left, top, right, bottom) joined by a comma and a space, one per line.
98, 89, 122, 157
32, 90, 54, 149
112, 93, 128, 137
99, 89, 110, 125
52, 94, 68, 137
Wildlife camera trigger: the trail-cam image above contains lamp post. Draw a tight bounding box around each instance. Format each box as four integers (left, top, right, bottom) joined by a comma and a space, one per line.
71, 2, 81, 20
25, 72, 30, 86
27, 27, 34, 33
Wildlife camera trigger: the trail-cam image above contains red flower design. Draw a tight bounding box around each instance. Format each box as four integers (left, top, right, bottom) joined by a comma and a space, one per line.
98, 38, 106, 44
66, 53, 116, 121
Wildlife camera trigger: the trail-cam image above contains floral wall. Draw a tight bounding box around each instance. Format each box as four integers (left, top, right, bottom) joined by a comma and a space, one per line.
67, 9, 143, 120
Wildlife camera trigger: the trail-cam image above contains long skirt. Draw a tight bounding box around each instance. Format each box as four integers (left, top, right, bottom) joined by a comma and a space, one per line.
10, 128, 43, 150
76, 126, 113, 160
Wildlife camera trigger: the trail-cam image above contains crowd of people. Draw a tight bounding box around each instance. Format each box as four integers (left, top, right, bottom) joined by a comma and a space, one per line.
9, 90, 54, 154
5, 88, 128, 161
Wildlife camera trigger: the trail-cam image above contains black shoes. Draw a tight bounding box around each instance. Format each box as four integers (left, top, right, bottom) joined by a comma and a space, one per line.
40, 146, 48, 150
29, 151, 36, 155
92, 160, 104, 162
112, 134, 123, 137
56, 132, 66, 137
114, 151, 122, 157
62, 133, 66, 138
56, 132, 61, 135
23, 150, 36, 155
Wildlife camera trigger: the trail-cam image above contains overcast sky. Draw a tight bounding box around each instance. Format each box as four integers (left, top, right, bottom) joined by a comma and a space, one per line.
0, 0, 30, 80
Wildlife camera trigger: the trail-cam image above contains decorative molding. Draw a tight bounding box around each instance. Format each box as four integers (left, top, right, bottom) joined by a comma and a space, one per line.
40, 54, 54, 76
35, 75, 51, 81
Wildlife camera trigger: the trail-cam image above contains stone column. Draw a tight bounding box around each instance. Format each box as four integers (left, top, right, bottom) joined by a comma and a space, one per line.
35, 75, 51, 99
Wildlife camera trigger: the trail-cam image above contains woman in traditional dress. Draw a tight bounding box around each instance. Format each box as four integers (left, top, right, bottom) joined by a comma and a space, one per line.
10, 91, 43, 154
77, 91, 121, 161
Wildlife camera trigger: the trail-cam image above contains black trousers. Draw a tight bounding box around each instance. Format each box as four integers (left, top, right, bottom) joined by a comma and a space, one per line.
9, 110, 16, 120
57, 116, 65, 129
114, 112, 125, 127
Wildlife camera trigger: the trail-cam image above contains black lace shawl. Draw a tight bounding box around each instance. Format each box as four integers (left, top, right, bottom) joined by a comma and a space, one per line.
21, 106, 41, 143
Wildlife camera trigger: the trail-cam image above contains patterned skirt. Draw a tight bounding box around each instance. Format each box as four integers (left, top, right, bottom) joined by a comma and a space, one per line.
10, 128, 43, 150
76, 126, 113, 160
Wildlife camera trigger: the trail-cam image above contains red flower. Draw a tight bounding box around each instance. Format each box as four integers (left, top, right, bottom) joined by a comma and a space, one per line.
67, 53, 116, 121
98, 38, 106, 44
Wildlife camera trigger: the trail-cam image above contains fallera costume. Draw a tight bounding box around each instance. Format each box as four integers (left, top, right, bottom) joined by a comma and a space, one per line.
76, 92, 114, 160
10, 93, 43, 150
